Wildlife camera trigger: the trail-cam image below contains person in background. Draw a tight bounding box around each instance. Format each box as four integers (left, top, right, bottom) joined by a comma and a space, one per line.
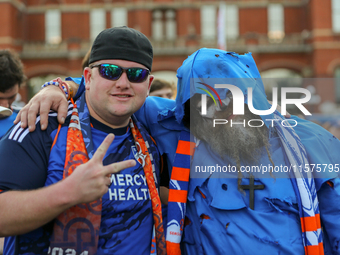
149, 78, 175, 99
0, 49, 26, 139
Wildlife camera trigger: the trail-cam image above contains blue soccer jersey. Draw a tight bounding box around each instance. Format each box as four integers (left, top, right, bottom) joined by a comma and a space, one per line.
0, 97, 161, 255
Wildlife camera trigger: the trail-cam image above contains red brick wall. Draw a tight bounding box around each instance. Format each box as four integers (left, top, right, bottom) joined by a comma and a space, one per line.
0, 3, 23, 40
26, 14, 45, 41
285, 7, 308, 33
62, 12, 89, 40
239, 8, 268, 35
129, 9, 152, 36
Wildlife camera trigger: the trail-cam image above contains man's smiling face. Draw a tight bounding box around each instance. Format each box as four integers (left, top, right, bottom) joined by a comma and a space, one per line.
84, 59, 153, 128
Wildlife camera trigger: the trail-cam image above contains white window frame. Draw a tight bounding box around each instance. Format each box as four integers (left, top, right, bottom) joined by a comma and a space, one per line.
45, 9, 61, 44
152, 10, 163, 41
225, 5, 239, 40
90, 9, 106, 42
332, 0, 340, 33
268, 4, 285, 41
111, 8, 127, 28
165, 10, 176, 40
201, 5, 217, 40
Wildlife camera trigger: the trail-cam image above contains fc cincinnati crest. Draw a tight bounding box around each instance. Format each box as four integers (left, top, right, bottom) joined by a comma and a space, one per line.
131, 141, 146, 167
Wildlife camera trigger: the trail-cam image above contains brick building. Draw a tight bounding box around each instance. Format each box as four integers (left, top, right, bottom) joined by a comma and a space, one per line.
0, 0, 339, 113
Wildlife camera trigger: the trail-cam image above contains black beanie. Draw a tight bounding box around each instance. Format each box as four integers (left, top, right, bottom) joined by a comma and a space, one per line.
89, 26, 153, 71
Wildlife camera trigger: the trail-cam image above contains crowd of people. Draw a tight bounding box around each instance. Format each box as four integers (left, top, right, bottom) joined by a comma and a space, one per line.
0, 26, 339, 255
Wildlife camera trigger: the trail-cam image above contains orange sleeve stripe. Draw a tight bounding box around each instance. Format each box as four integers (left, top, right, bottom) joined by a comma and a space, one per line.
51, 124, 62, 151
175, 140, 195, 156
304, 242, 324, 255
170, 167, 190, 182
168, 190, 188, 203
300, 214, 321, 232
0, 189, 3, 193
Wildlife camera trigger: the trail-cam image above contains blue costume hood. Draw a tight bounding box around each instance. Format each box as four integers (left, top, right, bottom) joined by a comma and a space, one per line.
175, 48, 274, 126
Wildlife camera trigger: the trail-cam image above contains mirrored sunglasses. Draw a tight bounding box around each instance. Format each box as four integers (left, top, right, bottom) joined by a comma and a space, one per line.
90, 64, 150, 83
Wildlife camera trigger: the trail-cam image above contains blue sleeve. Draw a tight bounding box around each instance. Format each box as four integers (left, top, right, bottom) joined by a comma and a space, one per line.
317, 178, 340, 254
66, 76, 85, 100
0, 118, 58, 192
292, 115, 340, 190
135, 97, 184, 175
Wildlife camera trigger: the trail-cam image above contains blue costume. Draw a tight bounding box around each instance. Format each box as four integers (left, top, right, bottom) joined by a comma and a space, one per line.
173, 49, 340, 255
68, 48, 340, 255
0, 93, 161, 255
0, 110, 17, 139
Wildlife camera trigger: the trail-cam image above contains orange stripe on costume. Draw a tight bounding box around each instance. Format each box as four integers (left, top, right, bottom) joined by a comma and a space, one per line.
168, 189, 188, 203
175, 140, 195, 156
171, 167, 190, 182
198, 188, 206, 199
327, 181, 334, 188
300, 214, 321, 232
51, 124, 62, 150
304, 242, 324, 255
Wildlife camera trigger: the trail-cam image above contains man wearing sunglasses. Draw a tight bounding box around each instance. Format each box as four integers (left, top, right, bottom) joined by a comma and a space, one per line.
0, 27, 167, 255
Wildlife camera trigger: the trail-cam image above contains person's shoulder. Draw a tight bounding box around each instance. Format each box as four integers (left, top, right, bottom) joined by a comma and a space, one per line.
292, 115, 338, 140
292, 115, 340, 183
292, 115, 340, 151
141, 97, 176, 118
135, 96, 184, 132
40, 101, 74, 130
3, 101, 73, 143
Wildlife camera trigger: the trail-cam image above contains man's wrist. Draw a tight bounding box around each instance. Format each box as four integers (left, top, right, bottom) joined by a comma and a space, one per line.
41, 78, 79, 100
41, 78, 71, 100
66, 81, 79, 99
67, 83, 74, 99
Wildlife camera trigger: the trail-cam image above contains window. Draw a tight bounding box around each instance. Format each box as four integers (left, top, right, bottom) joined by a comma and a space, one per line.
111, 8, 127, 27
201, 5, 216, 40
152, 10, 177, 41
332, 0, 340, 33
268, 4, 285, 42
335, 66, 340, 103
165, 10, 176, 40
225, 5, 239, 40
45, 9, 61, 44
152, 10, 163, 41
90, 9, 106, 42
